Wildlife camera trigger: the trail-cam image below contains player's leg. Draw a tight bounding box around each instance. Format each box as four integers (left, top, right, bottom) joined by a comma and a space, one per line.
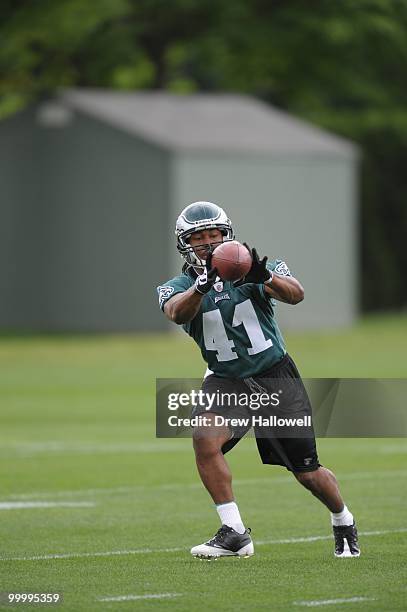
192, 412, 233, 504
256, 354, 360, 558
270, 433, 359, 557
293, 466, 343, 512
293, 466, 360, 557
190, 412, 254, 558
261, 430, 360, 558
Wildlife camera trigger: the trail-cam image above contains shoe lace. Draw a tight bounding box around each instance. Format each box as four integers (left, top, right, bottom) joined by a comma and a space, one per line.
346, 525, 358, 545
208, 525, 231, 545
333, 525, 346, 544
333, 524, 358, 546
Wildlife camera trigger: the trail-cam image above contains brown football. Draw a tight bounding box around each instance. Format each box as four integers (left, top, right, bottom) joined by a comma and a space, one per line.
211, 241, 252, 281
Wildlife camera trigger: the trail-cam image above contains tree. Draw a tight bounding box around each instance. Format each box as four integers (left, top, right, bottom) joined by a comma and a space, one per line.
1, 0, 406, 310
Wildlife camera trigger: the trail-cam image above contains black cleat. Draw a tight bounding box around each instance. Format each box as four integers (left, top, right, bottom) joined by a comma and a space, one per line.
191, 524, 254, 558
333, 521, 360, 557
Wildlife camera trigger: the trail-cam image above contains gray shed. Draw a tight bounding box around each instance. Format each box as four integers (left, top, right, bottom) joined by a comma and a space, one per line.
0, 89, 359, 331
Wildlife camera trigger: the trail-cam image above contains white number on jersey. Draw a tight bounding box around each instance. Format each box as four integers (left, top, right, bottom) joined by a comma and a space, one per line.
232, 299, 273, 355
202, 299, 273, 362
202, 309, 238, 362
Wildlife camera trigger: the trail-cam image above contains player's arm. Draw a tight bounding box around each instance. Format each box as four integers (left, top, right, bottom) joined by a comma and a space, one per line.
263, 273, 304, 304
164, 285, 203, 325
164, 287, 204, 324
241, 245, 304, 305
163, 261, 218, 324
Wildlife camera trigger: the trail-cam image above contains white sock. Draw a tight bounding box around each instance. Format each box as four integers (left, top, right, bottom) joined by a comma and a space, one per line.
331, 504, 354, 527
216, 501, 246, 534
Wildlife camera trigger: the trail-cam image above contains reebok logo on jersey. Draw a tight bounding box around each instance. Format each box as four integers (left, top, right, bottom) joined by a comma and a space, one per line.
214, 293, 231, 304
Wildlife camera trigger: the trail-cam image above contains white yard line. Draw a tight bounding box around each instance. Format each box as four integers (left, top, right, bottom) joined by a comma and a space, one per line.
5, 439, 405, 457
2, 470, 405, 501
379, 444, 407, 454
0, 441, 191, 457
98, 593, 181, 602
293, 597, 376, 607
255, 527, 407, 546
0, 501, 95, 510
3, 468, 407, 501
1, 527, 405, 562
2, 438, 405, 457
3, 485, 146, 500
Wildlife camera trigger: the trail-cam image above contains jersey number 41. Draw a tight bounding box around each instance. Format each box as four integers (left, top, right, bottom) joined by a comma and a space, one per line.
203, 299, 272, 362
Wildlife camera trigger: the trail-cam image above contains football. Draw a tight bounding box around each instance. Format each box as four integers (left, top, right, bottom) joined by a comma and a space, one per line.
211, 240, 252, 281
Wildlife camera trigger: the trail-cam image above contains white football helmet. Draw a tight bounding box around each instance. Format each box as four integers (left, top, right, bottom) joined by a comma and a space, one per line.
175, 201, 234, 270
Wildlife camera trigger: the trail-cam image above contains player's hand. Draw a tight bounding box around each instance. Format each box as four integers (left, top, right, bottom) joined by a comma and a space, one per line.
236, 243, 272, 284
194, 252, 218, 294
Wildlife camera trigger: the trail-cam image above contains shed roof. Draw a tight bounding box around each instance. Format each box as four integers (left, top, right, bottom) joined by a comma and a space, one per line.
60, 89, 358, 158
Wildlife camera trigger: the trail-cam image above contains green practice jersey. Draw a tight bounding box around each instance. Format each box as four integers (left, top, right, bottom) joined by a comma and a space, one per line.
157, 260, 291, 379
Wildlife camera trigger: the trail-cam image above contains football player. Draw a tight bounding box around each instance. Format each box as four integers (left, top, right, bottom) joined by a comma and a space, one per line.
157, 201, 360, 559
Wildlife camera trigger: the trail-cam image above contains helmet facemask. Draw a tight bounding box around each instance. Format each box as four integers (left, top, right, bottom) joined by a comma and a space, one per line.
178, 224, 234, 270
175, 202, 234, 272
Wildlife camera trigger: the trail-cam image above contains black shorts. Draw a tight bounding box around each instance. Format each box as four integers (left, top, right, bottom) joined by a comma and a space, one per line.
193, 354, 320, 473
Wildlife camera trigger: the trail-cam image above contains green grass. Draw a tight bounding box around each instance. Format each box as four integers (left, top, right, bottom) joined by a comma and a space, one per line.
0, 314, 406, 611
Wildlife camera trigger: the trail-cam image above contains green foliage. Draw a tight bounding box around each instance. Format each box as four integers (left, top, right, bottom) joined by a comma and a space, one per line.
1, 0, 406, 310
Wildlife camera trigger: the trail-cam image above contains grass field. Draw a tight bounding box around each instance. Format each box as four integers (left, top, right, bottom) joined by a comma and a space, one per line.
0, 314, 406, 611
